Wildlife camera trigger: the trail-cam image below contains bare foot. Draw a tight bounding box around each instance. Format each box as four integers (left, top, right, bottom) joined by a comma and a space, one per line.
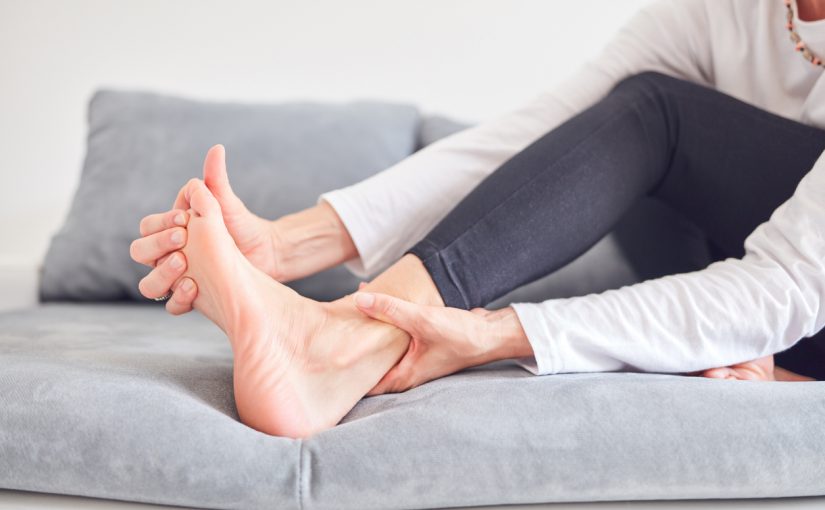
700, 355, 813, 382
181, 180, 408, 438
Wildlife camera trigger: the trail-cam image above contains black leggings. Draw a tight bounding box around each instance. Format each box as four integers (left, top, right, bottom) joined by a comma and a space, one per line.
408, 72, 825, 378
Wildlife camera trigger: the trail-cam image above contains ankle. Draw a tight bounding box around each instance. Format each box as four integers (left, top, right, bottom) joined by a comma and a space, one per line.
362, 254, 444, 307
270, 202, 359, 282
774, 366, 815, 382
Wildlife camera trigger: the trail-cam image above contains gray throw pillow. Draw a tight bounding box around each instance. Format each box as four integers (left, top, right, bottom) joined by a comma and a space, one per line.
40, 90, 420, 302
415, 114, 469, 149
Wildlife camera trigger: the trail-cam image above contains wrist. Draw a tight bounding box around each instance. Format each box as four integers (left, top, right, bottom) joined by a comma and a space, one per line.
269, 202, 358, 282
479, 307, 533, 364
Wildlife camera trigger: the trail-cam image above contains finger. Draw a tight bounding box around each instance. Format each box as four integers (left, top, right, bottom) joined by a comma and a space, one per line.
129, 227, 187, 266
366, 338, 422, 396
379, 361, 418, 395
358, 282, 368, 290
165, 277, 197, 315
138, 252, 187, 299
366, 338, 415, 396
354, 292, 429, 336
156, 252, 172, 267
366, 372, 392, 396
173, 178, 205, 211
470, 307, 492, 317
139, 209, 189, 237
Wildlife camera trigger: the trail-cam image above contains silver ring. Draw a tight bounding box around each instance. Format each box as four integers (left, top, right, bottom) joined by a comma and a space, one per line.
152, 291, 173, 302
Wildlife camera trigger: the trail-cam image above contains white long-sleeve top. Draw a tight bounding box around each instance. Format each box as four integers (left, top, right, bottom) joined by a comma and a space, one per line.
320, 0, 825, 374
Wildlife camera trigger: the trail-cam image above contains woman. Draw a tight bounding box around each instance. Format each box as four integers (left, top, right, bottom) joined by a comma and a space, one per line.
130, 0, 825, 438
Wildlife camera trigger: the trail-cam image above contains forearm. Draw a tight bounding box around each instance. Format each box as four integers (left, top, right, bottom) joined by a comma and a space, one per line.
271, 201, 358, 282
511, 260, 814, 375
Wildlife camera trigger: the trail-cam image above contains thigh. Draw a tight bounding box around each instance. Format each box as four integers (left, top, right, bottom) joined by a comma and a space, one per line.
410, 73, 677, 308
412, 72, 825, 309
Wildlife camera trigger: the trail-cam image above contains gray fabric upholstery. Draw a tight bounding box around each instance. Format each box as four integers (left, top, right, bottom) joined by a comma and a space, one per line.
21, 92, 822, 509
415, 114, 470, 149
40, 90, 420, 303
2, 304, 825, 510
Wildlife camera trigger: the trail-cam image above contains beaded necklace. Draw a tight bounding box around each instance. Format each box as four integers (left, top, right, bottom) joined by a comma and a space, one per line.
785, 0, 825, 68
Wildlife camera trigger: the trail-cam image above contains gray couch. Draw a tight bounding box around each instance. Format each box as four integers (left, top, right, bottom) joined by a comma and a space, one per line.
2, 91, 824, 510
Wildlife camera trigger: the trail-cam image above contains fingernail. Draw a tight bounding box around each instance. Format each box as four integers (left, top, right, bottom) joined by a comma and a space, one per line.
181, 278, 193, 292
173, 213, 186, 226
355, 292, 374, 308
171, 230, 184, 245
168, 253, 183, 269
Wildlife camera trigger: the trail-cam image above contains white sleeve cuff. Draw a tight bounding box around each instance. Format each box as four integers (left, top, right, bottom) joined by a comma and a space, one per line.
317, 190, 376, 279
510, 302, 562, 375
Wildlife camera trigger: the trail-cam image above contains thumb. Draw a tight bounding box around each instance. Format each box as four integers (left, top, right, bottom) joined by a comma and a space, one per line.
366, 363, 404, 396
203, 144, 242, 206
354, 292, 423, 335
367, 344, 417, 395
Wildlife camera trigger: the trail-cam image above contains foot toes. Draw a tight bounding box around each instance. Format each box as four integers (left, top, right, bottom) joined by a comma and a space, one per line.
702, 367, 733, 379
188, 180, 221, 217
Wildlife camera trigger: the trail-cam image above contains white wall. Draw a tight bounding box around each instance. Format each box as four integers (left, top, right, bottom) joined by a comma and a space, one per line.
0, 0, 648, 299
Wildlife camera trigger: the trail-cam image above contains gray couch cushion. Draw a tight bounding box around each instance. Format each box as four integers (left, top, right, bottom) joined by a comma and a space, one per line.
2, 304, 825, 509
415, 114, 469, 149
40, 91, 420, 303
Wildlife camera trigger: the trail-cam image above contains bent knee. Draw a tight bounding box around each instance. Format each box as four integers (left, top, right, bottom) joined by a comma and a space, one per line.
609, 71, 684, 99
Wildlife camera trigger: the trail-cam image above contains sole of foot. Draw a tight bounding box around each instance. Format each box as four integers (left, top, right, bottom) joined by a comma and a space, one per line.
181, 181, 408, 438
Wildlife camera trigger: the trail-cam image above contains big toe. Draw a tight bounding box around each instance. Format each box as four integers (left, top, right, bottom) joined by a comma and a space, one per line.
203, 145, 232, 195
203, 144, 226, 176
